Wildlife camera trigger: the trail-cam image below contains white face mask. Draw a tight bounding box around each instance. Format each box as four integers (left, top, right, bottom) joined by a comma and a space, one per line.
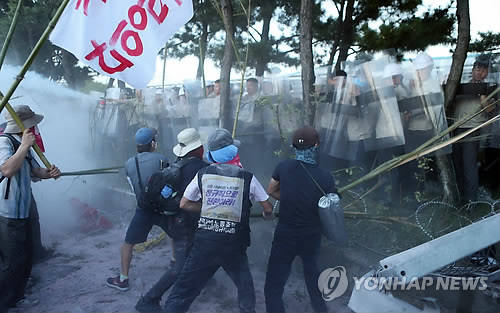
152, 140, 158, 151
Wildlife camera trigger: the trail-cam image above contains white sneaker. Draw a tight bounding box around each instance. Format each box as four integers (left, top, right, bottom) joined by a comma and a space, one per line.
16, 297, 39, 308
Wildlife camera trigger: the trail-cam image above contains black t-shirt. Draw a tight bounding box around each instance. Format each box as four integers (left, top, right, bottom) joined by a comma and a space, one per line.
178, 157, 209, 227
272, 159, 336, 230
178, 157, 209, 193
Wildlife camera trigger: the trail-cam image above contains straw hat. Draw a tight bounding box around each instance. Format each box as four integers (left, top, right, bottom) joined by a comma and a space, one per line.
4, 105, 44, 134
173, 128, 203, 157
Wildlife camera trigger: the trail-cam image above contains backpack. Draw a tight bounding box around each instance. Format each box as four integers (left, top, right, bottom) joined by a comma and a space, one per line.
0, 134, 36, 200
134, 156, 194, 214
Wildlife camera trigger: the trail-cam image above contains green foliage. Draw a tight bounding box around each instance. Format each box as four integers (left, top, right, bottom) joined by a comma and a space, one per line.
469, 32, 500, 53
313, 0, 454, 64
0, 0, 93, 88
81, 78, 107, 94
358, 8, 455, 58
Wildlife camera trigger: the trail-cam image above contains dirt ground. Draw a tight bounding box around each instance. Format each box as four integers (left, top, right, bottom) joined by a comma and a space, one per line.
13, 213, 353, 313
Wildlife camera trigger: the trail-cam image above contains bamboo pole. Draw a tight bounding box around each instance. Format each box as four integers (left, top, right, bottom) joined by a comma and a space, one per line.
231, 0, 251, 138
0, 0, 71, 117
162, 43, 168, 92
199, 37, 207, 98
232, 44, 249, 138
60, 170, 119, 177
0, 0, 23, 71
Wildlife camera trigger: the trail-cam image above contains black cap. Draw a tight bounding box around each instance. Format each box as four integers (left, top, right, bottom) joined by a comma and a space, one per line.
292, 126, 319, 150
474, 55, 490, 68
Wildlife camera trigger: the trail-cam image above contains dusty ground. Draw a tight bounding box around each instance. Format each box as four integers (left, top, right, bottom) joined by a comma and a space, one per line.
13, 192, 354, 313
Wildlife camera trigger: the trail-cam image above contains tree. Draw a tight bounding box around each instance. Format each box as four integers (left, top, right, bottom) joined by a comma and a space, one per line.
313, 0, 455, 68
246, 0, 300, 76
437, 0, 470, 204
219, 0, 236, 129
0, 0, 92, 89
300, 0, 315, 125
167, 0, 224, 79
469, 31, 500, 53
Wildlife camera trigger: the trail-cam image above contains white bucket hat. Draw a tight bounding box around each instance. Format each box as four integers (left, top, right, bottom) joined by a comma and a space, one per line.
4, 105, 44, 134
173, 128, 203, 157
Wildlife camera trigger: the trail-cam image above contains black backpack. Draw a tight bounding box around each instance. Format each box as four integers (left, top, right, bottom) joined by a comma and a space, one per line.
134, 156, 194, 214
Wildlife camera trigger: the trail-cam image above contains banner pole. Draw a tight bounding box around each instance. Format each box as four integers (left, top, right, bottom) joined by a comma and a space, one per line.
0, 0, 24, 71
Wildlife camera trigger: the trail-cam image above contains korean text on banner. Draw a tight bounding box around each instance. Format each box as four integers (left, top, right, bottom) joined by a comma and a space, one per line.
49, 0, 193, 89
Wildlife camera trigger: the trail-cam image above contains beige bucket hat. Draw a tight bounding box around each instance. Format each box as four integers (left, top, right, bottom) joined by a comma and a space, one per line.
4, 105, 44, 134
173, 128, 203, 157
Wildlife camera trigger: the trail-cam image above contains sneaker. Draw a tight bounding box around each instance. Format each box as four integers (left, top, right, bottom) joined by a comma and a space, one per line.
135, 296, 161, 313
16, 297, 39, 308
106, 276, 129, 291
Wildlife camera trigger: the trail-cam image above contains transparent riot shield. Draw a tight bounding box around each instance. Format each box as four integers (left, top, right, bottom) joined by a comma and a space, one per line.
355, 58, 405, 152
314, 76, 362, 161
196, 96, 220, 143
401, 66, 450, 154
165, 87, 192, 146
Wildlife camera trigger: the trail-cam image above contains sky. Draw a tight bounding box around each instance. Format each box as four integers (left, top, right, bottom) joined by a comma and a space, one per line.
111, 0, 500, 87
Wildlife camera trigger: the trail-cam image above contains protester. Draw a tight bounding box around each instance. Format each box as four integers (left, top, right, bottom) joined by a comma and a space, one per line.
106, 127, 170, 291
135, 128, 209, 312
163, 128, 273, 313
265, 126, 336, 313
0, 105, 61, 312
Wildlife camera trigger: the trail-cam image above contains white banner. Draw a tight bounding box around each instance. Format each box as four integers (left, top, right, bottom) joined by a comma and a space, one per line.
49, 0, 193, 89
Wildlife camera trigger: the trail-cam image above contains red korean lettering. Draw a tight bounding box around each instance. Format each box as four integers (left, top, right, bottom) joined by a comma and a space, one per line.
147, 0, 169, 25
110, 20, 128, 46
75, 0, 107, 16
128, 5, 148, 30
121, 30, 144, 57
174, 0, 182, 5
85, 40, 134, 74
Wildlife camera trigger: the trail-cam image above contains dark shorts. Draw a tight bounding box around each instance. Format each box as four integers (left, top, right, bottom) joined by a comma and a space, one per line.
124, 209, 170, 244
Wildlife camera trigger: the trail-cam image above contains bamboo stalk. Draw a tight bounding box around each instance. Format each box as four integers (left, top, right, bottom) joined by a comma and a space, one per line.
0, 0, 71, 116
232, 44, 250, 138
231, 0, 251, 138
0, 0, 23, 71
60, 170, 119, 177
162, 43, 168, 92
199, 37, 207, 98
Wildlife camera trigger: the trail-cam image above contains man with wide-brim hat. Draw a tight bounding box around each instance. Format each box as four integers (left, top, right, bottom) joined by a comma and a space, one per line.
0, 105, 61, 311
135, 128, 209, 313
172, 128, 203, 158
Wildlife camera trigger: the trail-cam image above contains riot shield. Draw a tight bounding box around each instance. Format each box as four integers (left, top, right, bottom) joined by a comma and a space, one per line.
402, 66, 450, 154
355, 58, 405, 152
196, 96, 220, 143
314, 76, 361, 161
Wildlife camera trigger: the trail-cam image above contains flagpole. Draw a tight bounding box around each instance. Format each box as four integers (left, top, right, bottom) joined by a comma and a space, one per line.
0, 0, 71, 117
0, 0, 23, 72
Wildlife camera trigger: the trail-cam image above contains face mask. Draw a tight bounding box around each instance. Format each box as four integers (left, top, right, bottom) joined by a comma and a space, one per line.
30, 125, 45, 152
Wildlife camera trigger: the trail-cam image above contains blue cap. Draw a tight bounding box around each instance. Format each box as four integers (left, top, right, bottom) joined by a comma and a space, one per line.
135, 128, 156, 145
